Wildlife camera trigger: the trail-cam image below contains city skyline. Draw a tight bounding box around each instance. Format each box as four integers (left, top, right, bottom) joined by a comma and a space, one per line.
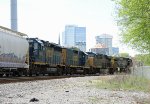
0, 0, 138, 56
90, 34, 119, 55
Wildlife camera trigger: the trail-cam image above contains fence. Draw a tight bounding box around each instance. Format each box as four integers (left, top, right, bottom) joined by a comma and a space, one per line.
131, 66, 150, 79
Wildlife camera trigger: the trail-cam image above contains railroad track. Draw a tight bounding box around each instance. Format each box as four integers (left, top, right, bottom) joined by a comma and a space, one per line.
0, 76, 72, 84
0, 75, 89, 84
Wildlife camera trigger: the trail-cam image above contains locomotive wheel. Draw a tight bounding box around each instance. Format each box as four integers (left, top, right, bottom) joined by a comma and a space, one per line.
57, 68, 62, 76
0, 74, 3, 77
70, 69, 74, 75
17, 71, 23, 77
83, 69, 86, 75
24, 73, 28, 76
36, 72, 40, 76
6, 74, 9, 77
36, 74, 39, 76
109, 68, 114, 74
48, 73, 51, 76
29, 73, 32, 77
12, 72, 16, 77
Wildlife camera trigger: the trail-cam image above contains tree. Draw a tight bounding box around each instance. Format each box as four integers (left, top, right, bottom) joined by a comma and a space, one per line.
119, 53, 129, 57
114, 0, 150, 53
134, 54, 150, 65
70, 46, 80, 51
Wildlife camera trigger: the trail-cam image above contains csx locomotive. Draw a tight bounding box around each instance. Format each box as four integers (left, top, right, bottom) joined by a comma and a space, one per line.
0, 26, 132, 77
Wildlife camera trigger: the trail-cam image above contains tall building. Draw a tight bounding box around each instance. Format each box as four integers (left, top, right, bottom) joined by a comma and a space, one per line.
95, 34, 113, 48
112, 47, 119, 56
90, 34, 119, 55
94, 34, 113, 55
62, 25, 86, 52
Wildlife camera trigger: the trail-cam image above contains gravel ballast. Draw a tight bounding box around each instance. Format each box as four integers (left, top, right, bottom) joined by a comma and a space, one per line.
0, 76, 149, 104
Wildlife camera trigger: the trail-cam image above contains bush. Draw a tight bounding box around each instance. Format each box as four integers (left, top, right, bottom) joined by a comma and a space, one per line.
92, 75, 150, 92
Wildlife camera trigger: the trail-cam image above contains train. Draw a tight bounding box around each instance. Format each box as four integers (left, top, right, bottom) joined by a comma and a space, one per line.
0, 26, 133, 77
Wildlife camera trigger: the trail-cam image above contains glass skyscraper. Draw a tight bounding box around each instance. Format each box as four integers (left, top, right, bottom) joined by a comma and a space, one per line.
62, 25, 86, 52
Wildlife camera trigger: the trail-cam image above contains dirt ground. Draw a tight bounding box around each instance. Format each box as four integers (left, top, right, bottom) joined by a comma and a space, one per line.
0, 75, 149, 104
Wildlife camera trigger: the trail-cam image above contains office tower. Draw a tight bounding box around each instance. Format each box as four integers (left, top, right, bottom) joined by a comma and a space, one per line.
62, 25, 86, 52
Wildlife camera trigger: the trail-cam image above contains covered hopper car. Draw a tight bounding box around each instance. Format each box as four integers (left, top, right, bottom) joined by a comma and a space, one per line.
0, 26, 29, 76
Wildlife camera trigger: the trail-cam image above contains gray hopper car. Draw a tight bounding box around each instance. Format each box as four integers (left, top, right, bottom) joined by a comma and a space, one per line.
0, 26, 29, 76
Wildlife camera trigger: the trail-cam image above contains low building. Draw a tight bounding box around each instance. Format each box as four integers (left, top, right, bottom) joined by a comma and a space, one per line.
89, 43, 109, 55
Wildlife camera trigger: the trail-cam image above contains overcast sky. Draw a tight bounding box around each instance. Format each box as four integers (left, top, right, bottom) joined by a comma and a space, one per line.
0, 0, 138, 56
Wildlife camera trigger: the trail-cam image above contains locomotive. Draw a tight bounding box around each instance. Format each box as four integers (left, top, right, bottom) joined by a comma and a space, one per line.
0, 26, 132, 77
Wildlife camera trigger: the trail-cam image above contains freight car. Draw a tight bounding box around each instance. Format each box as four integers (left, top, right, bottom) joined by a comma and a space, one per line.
0, 26, 29, 77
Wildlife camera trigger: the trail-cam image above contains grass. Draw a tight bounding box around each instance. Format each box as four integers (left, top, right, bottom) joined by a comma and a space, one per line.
89, 96, 99, 103
91, 75, 150, 92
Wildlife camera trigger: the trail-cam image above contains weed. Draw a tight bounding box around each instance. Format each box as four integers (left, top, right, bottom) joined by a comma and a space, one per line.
92, 75, 150, 92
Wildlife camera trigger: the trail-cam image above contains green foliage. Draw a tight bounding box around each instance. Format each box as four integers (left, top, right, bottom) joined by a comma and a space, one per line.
70, 46, 80, 51
92, 75, 150, 92
119, 53, 129, 57
114, 0, 150, 53
135, 54, 150, 65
